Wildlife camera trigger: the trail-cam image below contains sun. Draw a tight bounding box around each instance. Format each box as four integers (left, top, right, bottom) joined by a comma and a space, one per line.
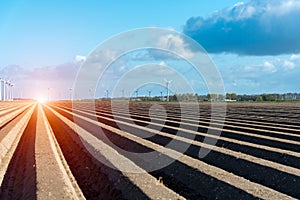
36, 97, 46, 103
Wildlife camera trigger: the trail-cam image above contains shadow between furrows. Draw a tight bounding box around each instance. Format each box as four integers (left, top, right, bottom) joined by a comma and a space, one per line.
43, 105, 150, 200
0, 105, 37, 200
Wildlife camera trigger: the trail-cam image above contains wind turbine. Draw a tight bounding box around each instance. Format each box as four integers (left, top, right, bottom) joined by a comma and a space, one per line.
89, 88, 93, 99
10, 83, 14, 100
5, 80, 10, 100
69, 88, 72, 100
164, 79, 172, 102
105, 90, 109, 99
147, 90, 152, 99
48, 87, 52, 100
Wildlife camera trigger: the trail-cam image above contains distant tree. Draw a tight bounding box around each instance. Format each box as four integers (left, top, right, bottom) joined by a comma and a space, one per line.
169, 94, 177, 101
207, 94, 212, 101
256, 95, 263, 101
261, 94, 275, 101
226, 93, 231, 100
231, 93, 237, 100
226, 93, 237, 100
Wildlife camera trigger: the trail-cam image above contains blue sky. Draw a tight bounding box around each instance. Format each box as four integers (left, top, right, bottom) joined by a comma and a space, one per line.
0, 0, 239, 67
0, 0, 299, 99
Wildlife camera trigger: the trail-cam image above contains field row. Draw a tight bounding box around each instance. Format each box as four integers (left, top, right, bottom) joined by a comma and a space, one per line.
0, 101, 299, 199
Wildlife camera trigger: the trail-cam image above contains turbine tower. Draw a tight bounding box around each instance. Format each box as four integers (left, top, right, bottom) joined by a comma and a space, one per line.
164, 79, 172, 102
9, 83, 14, 100
5, 80, 10, 100
0, 78, 4, 100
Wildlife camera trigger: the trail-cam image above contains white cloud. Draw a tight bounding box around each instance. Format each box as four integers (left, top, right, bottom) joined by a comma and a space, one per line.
233, 2, 244, 7
244, 65, 254, 72
263, 61, 277, 73
290, 54, 300, 60
86, 49, 118, 64
229, 2, 256, 20
75, 55, 86, 63
159, 61, 167, 66
283, 60, 295, 70
156, 34, 194, 59
266, 0, 300, 16
118, 65, 126, 72
244, 60, 277, 74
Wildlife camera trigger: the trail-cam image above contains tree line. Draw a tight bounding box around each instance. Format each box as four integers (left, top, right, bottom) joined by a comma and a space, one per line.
154, 92, 300, 102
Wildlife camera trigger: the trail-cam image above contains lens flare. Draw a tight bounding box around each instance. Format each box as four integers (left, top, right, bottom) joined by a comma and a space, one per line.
36, 97, 45, 103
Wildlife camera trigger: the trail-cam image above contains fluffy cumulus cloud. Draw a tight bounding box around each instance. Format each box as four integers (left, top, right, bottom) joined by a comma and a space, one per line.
244, 60, 277, 74
184, 0, 300, 55
132, 33, 196, 61
243, 56, 299, 74
283, 60, 295, 70
156, 34, 195, 59
212, 52, 300, 94
290, 54, 300, 61
262, 61, 277, 73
